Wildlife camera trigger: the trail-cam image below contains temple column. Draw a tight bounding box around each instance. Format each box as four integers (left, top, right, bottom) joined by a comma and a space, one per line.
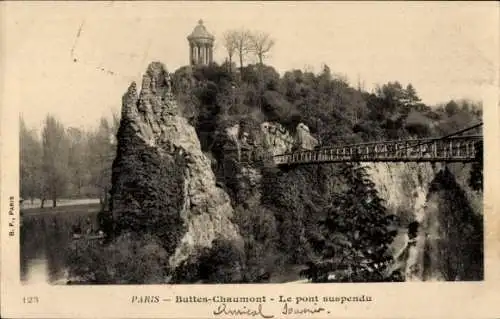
209, 45, 213, 64
202, 44, 206, 64
205, 44, 209, 64
189, 43, 194, 65
199, 44, 203, 64
205, 45, 209, 64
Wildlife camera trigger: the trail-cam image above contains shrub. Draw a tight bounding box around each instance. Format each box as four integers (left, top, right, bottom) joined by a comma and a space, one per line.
171, 239, 245, 284
66, 233, 170, 284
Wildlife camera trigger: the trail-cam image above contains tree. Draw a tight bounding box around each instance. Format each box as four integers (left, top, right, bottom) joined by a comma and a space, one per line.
42, 115, 69, 207
375, 81, 405, 113
20, 117, 43, 203
427, 167, 483, 280
88, 117, 116, 208
249, 31, 275, 65
67, 127, 89, 197
469, 141, 483, 191
222, 30, 238, 72
445, 100, 459, 117
401, 84, 421, 109
232, 29, 253, 72
304, 163, 398, 282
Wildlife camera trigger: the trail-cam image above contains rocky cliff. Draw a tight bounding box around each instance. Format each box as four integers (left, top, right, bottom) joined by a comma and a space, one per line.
224, 121, 318, 159
220, 121, 318, 204
221, 116, 483, 281
366, 162, 483, 281
110, 62, 242, 269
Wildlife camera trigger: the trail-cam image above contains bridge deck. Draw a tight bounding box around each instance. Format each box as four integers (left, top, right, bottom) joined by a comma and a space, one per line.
272, 135, 482, 165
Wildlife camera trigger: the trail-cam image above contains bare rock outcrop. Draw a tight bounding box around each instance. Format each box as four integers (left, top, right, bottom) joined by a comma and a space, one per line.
218, 121, 318, 206
110, 62, 242, 269
366, 162, 483, 281
296, 122, 319, 150
259, 122, 295, 155
225, 121, 318, 158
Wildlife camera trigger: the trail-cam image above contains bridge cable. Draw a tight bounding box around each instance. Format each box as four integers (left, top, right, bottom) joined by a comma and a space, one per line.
357, 122, 484, 157
274, 122, 483, 162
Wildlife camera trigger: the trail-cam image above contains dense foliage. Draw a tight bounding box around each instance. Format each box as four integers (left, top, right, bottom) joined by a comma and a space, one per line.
109, 122, 187, 255
20, 114, 118, 207
23, 60, 483, 284
303, 164, 399, 282
66, 233, 170, 284
468, 141, 483, 191
170, 62, 482, 282
171, 239, 246, 284
425, 167, 483, 280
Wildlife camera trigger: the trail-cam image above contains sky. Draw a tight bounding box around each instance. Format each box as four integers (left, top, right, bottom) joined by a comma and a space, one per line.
2, 1, 498, 130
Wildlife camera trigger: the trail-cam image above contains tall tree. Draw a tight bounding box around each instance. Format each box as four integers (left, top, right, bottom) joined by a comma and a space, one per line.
304, 163, 398, 282
401, 83, 421, 109
88, 117, 117, 208
233, 29, 253, 72
20, 117, 43, 203
67, 127, 89, 197
249, 31, 275, 65
445, 100, 460, 117
376, 81, 405, 114
469, 141, 483, 191
42, 115, 69, 207
222, 30, 238, 72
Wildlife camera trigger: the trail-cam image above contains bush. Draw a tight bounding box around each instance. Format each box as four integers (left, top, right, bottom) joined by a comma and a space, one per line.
66, 233, 170, 284
171, 239, 245, 284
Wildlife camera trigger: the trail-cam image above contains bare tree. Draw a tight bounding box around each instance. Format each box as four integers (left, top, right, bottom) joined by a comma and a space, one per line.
232, 29, 253, 72
250, 31, 275, 65
222, 31, 238, 72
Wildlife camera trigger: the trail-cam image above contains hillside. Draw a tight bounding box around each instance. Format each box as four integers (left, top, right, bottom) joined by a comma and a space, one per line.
61, 61, 483, 284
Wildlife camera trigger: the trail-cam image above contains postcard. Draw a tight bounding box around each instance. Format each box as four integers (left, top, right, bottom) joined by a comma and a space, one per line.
1, 1, 499, 318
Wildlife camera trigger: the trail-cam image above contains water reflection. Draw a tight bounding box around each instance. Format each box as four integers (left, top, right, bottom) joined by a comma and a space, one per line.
20, 209, 99, 284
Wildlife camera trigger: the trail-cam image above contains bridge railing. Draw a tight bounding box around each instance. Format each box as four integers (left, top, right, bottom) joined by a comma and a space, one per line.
273, 135, 482, 165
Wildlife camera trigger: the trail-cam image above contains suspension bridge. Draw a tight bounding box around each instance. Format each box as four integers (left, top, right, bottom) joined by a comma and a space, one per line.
256, 123, 483, 166
107, 122, 483, 166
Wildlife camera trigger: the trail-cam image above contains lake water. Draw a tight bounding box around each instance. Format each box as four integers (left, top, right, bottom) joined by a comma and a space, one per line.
20, 208, 100, 284
19, 205, 411, 284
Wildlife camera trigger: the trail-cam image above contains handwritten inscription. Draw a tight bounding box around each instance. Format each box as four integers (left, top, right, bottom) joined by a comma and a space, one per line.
213, 303, 274, 318
167, 293, 372, 317
281, 303, 327, 315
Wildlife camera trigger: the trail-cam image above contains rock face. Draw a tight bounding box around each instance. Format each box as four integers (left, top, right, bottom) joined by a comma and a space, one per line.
296, 122, 319, 150
220, 121, 317, 204
365, 163, 441, 224
259, 122, 295, 156
110, 62, 242, 269
365, 162, 483, 281
225, 121, 318, 158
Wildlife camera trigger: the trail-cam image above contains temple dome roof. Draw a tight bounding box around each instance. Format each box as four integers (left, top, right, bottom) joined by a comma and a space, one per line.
187, 19, 215, 42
